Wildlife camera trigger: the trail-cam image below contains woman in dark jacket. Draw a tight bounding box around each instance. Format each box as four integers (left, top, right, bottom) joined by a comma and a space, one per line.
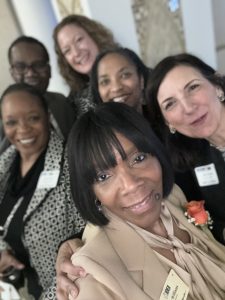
147, 53, 225, 244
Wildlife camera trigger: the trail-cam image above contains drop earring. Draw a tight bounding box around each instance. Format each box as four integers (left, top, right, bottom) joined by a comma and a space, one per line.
169, 125, 176, 134
218, 94, 225, 102
216, 88, 225, 102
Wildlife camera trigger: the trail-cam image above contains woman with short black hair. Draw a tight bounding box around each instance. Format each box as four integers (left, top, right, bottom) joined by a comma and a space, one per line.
66, 102, 225, 300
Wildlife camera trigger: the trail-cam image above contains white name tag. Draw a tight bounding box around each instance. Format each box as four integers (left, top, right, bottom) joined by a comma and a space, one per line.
160, 269, 189, 300
37, 170, 60, 189
0, 281, 21, 300
194, 163, 219, 187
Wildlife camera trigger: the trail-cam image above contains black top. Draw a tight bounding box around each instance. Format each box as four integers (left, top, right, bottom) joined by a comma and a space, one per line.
0, 150, 46, 298
175, 141, 225, 244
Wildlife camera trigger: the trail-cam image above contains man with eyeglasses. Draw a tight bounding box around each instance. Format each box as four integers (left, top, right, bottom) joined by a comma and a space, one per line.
0, 36, 76, 153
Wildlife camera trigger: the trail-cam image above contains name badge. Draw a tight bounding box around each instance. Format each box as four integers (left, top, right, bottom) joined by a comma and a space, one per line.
160, 269, 189, 300
0, 281, 21, 300
37, 170, 60, 189
194, 163, 219, 187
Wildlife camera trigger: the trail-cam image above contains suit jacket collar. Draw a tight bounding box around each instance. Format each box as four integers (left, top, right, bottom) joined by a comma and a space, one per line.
80, 185, 225, 299
100, 186, 225, 298
0, 131, 64, 221
104, 215, 170, 299
0, 146, 17, 203
24, 131, 64, 220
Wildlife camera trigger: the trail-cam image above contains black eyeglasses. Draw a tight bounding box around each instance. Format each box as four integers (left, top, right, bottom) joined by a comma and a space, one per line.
11, 61, 49, 74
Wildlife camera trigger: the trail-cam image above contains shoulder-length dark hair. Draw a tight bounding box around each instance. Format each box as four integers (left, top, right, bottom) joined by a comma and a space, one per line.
90, 47, 151, 105
68, 102, 174, 226
147, 53, 225, 170
53, 14, 119, 93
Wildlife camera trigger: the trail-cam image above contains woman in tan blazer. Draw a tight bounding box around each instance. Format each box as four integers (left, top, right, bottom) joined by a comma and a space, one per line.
65, 102, 225, 300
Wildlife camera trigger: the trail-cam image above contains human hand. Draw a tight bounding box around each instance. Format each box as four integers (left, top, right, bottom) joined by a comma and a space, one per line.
56, 238, 87, 300
0, 250, 24, 276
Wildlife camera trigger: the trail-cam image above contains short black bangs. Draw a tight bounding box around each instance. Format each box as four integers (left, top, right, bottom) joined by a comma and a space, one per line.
77, 126, 162, 190
68, 103, 174, 225
80, 126, 127, 184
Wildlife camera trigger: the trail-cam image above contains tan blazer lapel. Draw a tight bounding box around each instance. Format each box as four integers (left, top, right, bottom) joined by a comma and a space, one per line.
141, 244, 171, 299
105, 220, 170, 299
77, 227, 150, 300
82, 187, 225, 299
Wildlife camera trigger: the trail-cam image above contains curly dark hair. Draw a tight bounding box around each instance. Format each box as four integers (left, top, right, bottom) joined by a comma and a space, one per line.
53, 14, 119, 93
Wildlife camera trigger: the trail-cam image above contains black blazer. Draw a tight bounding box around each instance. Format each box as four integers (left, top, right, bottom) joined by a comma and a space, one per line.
175, 141, 225, 244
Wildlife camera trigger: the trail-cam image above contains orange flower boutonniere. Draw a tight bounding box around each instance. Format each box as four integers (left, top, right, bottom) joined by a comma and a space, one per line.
184, 200, 213, 229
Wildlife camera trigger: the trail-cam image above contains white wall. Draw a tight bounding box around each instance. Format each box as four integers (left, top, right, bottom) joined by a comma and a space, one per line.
180, 0, 217, 68
213, 0, 225, 73
81, 0, 140, 54
0, 0, 21, 95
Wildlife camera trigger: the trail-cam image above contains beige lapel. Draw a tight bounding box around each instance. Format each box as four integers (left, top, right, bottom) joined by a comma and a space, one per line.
76, 226, 151, 300
82, 186, 225, 299
105, 219, 170, 299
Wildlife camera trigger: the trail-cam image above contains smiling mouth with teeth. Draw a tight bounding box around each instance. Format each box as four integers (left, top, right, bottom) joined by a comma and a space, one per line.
129, 197, 149, 208
76, 55, 88, 65
19, 138, 35, 145
112, 96, 128, 103
124, 194, 154, 215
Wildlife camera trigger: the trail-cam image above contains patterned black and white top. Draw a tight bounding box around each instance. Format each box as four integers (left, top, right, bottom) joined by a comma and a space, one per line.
0, 131, 85, 298
68, 84, 96, 119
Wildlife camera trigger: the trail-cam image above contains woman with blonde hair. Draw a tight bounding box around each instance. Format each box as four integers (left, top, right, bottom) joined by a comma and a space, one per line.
53, 14, 119, 117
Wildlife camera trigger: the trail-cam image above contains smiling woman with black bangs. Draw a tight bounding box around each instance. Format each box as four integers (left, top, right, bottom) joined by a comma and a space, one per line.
63, 102, 225, 300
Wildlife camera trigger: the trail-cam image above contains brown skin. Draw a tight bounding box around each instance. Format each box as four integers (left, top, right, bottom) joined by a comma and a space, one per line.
97, 53, 144, 113
56, 239, 86, 300
0, 91, 50, 279
56, 134, 191, 299
9, 42, 51, 93
55, 53, 145, 299
93, 133, 163, 232
0, 250, 25, 277
1, 90, 50, 176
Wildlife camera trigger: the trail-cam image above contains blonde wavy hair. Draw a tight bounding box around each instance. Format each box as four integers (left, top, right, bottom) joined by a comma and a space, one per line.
53, 14, 119, 93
